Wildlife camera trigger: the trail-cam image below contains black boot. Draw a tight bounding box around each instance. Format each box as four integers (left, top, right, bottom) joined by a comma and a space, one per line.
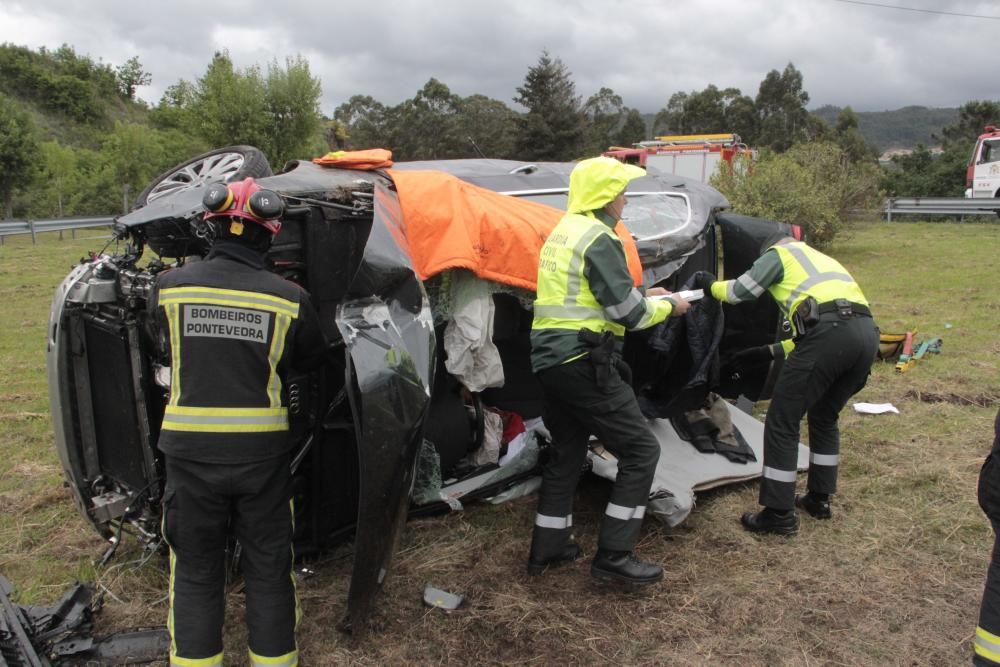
795, 492, 832, 519
527, 542, 583, 576
740, 507, 799, 535
590, 549, 663, 585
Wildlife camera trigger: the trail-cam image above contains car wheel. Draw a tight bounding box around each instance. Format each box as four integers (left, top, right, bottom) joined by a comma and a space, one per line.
134, 145, 272, 209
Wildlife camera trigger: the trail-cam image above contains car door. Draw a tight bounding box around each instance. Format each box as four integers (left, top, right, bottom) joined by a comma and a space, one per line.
713, 212, 798, 402
333, 179, 435, 633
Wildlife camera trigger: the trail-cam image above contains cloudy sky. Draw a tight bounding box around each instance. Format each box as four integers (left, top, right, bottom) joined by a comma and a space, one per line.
1, 0, 998, 115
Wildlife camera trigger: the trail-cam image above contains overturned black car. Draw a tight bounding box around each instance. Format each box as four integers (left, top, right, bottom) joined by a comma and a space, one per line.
46, 146, 797, 630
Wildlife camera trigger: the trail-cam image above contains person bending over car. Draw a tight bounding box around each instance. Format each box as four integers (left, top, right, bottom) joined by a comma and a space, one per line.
528, 156, 689, 585
694, 234, 877, 536
150, 177, 325, 667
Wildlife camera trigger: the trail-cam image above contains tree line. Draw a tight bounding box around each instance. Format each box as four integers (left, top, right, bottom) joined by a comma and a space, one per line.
1, 43, 997, 240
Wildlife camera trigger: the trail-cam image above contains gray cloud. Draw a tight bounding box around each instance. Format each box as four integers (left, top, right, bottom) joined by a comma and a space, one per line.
2, 0, 998, 114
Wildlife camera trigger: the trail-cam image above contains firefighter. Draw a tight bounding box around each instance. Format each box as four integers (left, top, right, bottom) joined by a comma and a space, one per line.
150, 177, 325, 666
528, 156, 690, 585
974, 409, 1000, 666
695, 234, 878, 535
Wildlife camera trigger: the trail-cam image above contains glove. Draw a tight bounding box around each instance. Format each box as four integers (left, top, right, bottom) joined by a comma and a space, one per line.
731, 343, 782, 366
693, 271, 716, 293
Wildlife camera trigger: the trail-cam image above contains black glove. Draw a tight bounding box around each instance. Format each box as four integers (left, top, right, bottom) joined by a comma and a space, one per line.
732, 343, 781, 366
693, 271, 716, 293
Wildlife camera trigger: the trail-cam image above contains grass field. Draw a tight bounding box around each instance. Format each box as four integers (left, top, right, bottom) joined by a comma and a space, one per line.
1, 220, 998, 666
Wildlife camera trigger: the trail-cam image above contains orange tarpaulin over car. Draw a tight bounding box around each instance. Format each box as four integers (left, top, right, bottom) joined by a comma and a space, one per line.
386, 169, 643, 292
313, 148, 394, 170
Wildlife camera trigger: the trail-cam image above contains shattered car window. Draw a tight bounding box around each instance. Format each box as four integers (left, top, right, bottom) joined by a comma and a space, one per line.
620, 193, 692, 241
513, 191, 692, 242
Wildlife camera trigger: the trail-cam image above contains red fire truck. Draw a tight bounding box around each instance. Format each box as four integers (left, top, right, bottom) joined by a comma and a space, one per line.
603, 133, 755, 184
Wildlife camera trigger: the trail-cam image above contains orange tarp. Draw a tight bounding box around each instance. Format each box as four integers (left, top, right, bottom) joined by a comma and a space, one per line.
386, 169, 643, 292
313, 148, 394, 170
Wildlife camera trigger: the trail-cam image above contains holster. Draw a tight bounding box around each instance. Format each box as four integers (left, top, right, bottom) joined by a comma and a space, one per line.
791, 296, 819, 342
578, 328, 616, 390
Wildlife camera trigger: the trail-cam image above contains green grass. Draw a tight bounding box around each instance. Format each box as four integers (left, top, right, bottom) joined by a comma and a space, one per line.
1, 221, 998, 665
0, 233, 115, 597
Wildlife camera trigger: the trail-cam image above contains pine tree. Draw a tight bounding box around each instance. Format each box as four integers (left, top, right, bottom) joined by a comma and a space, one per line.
513, 51, 585, 161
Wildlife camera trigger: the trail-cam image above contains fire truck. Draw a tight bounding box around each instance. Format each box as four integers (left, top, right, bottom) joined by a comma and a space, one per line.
603, 133, 755, 184
965, 125, 1000, 198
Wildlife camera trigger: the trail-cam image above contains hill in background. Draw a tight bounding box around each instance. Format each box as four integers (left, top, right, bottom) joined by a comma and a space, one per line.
810, 104, 958, 152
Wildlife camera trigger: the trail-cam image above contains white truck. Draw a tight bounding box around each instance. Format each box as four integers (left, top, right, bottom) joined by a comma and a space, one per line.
965, 125, 1000, 198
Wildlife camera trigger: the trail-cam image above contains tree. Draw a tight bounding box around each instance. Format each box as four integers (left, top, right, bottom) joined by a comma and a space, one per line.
833, 106, 878, 164
513, 51, 585, 160
615, 108, 647, 147
0, 94, 39, 218
653, 91, 688, 136
100, 122, 165, 213
755, 63, 811, 152
190, 52, 268, 149
725, 92, 759, 145
150, 80, 197, 130
33, 141, 81, 217
115, 56, 152, 100
653, 85, 757, 143
324, 118, 349, 151
392, 78, 463, 160
937, 100, 1000, 149
261, 56, 324, 166
455, 94, 518, 159
712, 141, 883, 248
334, 95, 394, 150
880, 143, 966, 198
185, 51, 324, 166
581, 87, 626, 154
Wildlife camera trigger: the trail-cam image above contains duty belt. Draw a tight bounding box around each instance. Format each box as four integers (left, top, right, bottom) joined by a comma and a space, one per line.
817, 299, 871, 318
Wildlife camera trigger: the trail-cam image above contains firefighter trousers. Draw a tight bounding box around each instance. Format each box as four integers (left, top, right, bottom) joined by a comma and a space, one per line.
162, 454, 299, 666
759, 313, 878, 511
976, 453, 1000, 666
531, 356, 660, 559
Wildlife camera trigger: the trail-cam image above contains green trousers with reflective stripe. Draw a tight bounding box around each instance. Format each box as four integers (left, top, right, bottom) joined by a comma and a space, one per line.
163, 455, 297, 664
534, 356, 660, 554
760, 314, 877, 510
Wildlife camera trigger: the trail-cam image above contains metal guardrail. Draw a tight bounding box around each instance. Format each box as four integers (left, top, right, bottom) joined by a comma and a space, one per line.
885, 197, 1000, 221
0, 216, 116, 244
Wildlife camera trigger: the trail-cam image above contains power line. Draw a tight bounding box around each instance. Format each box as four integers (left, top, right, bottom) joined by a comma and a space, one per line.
828, 0, 1000, 20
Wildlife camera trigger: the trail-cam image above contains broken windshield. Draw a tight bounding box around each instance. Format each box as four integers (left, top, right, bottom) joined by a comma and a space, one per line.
513, 191, 693, 243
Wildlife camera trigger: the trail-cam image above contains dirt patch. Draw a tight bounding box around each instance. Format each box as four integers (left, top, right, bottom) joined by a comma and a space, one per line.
905, 389, 999, 408
0, 411, 48, 421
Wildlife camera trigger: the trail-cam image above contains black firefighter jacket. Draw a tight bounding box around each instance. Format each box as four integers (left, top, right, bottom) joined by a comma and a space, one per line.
149, 240, 326, 464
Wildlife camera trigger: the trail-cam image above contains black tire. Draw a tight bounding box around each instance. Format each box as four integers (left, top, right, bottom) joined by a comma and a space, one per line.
134, 145, 272, 209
